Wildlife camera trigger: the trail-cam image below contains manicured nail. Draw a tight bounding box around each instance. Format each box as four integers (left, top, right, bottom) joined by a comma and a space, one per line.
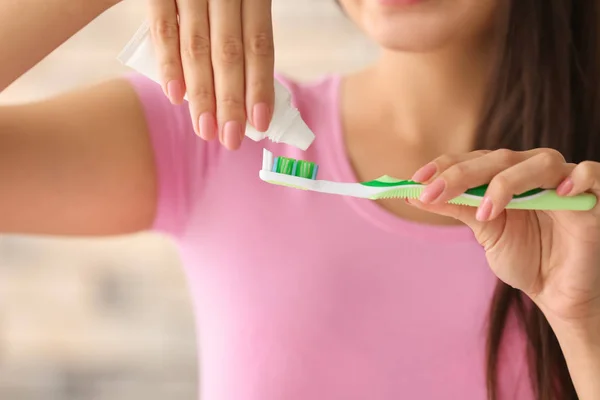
411, 163, 437, 182
476, 196, 493, 221
556, 177, 574, 196
166, 80, 184, 104
199, 112, 217, 140
252, 102, 271, 132
223, 121, 243, 150
419, 179, 446, 203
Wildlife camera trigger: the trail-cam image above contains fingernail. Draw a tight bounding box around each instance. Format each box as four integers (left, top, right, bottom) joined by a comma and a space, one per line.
419, 179, 446, 203
476, 196, 493, 222
252, 102, 271, 132
223, 121, 243, 150
199, 113, 217, 140
166, 80, 184, 104
405, 198, 419, 206
411, 163, 437, 182
557, 177, 574, 196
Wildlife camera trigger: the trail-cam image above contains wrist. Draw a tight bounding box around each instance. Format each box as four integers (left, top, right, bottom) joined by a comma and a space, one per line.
549, 315, 600, 374
549, 318, 600, 399
552, 318, 600, 350
535, 298, 600, 346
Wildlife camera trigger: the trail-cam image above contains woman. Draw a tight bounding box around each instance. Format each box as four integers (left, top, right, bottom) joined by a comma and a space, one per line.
1, 0, 599, 399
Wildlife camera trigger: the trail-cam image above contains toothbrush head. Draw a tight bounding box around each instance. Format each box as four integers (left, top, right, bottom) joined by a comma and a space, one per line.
261, 149, 319, 180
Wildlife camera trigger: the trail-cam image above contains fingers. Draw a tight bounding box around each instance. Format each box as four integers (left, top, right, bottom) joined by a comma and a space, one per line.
418, 148, 564, 205
210, 0, 246, 150
415, 150, 502, 203
414, 148, 570, 221
178, 0, 217, 141
149, 0, 186, 104
482, 152, 572, 220
149, 0, 275, 150
560, 161, 600, 197
411, 150, 491, 183
243, 0, 275, 132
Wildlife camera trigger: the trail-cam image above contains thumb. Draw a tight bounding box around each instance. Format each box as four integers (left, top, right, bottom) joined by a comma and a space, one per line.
406, 198, 480, 226
405, 199, 504, 249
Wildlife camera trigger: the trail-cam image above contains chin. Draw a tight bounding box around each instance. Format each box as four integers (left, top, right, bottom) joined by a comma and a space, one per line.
365, 15, 461, 52
339, 0, 499, 53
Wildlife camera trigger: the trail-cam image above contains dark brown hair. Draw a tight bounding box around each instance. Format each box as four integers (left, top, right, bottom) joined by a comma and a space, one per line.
478, 1, 600, 399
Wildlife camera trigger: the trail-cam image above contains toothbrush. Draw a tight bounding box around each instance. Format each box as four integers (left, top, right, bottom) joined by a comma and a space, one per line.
259, 149, 597, 211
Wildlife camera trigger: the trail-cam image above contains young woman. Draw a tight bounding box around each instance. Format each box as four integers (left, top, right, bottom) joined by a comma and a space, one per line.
1, 0, 599, 399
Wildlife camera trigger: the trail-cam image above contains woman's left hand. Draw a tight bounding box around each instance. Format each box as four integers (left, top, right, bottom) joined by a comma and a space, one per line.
408, 148, 600, 332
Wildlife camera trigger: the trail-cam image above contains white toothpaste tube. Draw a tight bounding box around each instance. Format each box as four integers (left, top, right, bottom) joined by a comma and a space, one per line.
118, 21, 315, 151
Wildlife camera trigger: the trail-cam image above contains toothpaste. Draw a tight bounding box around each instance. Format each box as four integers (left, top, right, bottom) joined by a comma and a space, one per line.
118, 21, 315, 151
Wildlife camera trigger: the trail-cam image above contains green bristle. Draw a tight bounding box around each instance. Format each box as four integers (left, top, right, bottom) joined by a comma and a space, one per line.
276, 157, 295, 175
294, 159, 316, 179
273, 156, 318, 179
370, 187, 423, 200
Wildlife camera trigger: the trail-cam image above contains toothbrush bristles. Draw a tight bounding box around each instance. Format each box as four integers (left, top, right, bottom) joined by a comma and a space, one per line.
272, 156, 319, 180
262, 149, 319, 180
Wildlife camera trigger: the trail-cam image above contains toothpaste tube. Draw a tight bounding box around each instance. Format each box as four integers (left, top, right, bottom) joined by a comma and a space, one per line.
118, 21, 315, 151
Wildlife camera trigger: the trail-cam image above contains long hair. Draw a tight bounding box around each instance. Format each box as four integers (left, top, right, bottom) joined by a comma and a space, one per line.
478, 1, 600, 399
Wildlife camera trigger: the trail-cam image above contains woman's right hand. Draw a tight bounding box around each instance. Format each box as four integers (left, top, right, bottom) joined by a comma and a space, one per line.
148, 0, 275, 150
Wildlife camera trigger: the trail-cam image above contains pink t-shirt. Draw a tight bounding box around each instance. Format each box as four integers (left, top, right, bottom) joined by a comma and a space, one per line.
127, 74, 534, 400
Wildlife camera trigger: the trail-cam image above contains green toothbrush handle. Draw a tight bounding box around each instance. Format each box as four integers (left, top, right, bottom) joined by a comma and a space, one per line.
453, 186, 597, 211
505, 190, 597, 211
359, 177, 596, 210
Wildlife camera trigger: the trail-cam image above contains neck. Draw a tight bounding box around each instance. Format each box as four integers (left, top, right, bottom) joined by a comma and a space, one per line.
364, 40, 495, 154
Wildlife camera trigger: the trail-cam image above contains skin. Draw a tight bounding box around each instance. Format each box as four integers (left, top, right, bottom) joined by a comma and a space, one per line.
0, 0, 598, 396
148, 0, 275, 150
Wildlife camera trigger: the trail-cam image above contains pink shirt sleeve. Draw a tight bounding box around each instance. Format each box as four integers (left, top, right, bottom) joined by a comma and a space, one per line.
125, 73, 209, 237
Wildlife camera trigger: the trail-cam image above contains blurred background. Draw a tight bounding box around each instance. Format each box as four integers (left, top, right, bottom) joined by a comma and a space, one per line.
0, 0, 376, 399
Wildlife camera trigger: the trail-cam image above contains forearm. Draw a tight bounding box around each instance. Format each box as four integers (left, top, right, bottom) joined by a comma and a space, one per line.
0, 0, 120, 91
552, 319, 600, 399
